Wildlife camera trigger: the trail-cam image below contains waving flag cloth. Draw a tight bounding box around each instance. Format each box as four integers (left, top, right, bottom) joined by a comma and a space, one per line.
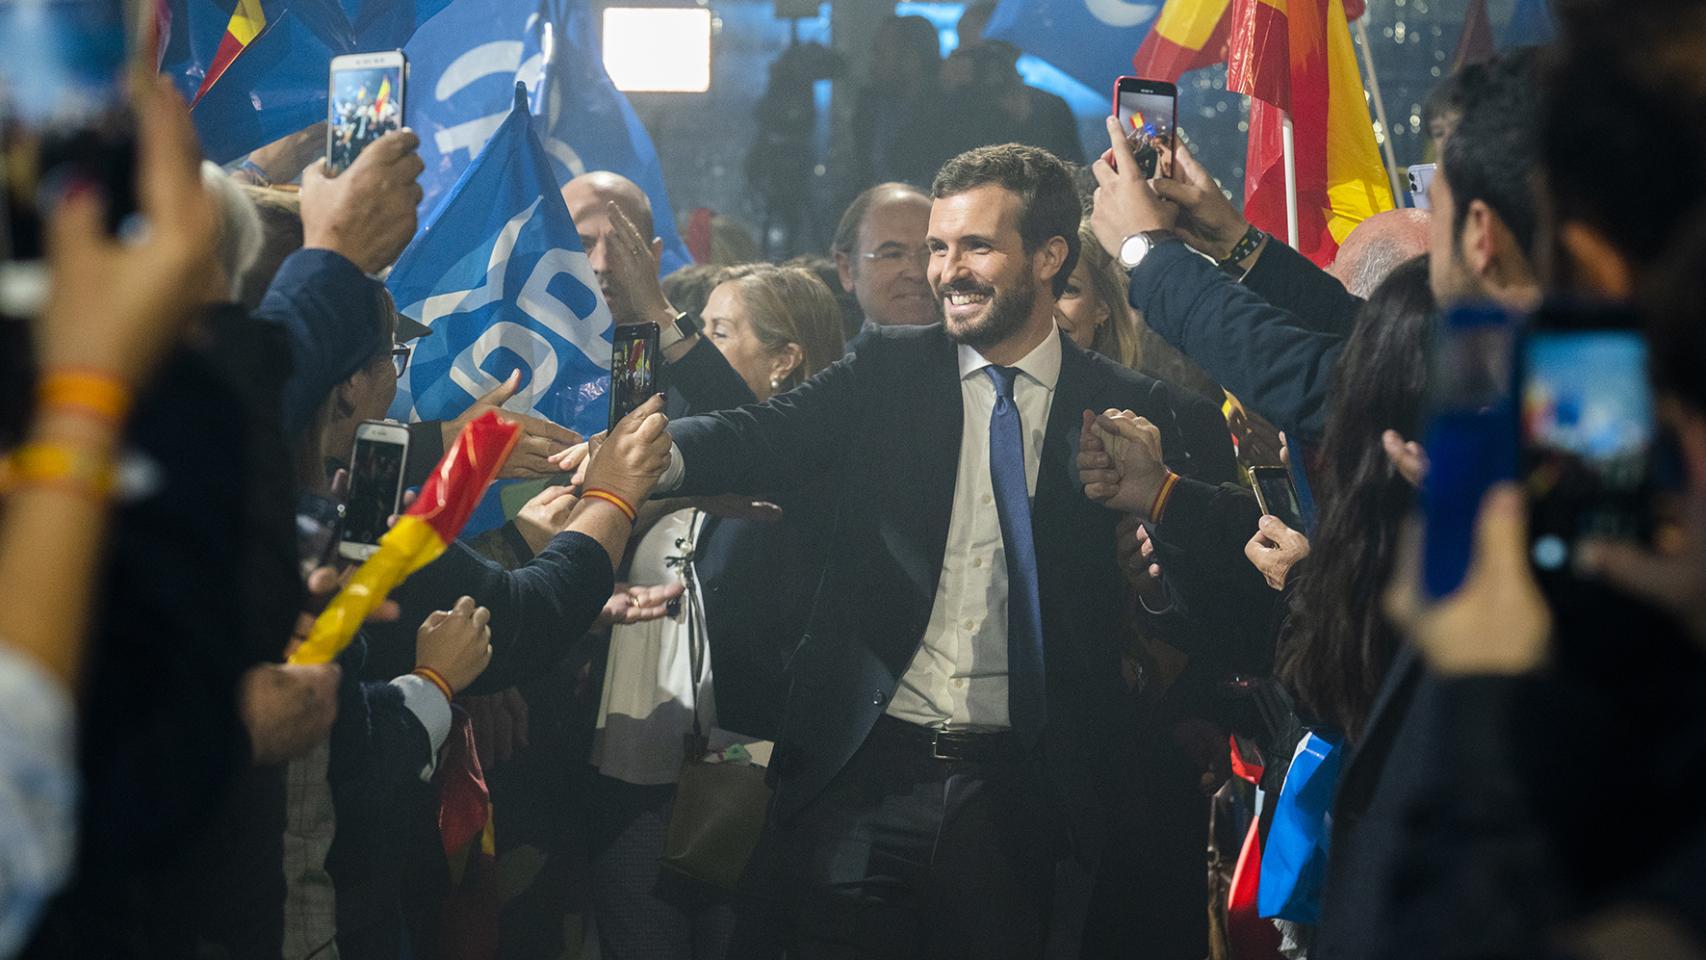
290, 412, 520, 665
983, 0, 1163, 93
1502, 0, 1555, 48
157, 0, 452, 162
1452, 0, 1496, 70
1228, 0, 1392, 266
1130, 0, 1233, 80
403, 0, 689, 272
387, 84, 613, 533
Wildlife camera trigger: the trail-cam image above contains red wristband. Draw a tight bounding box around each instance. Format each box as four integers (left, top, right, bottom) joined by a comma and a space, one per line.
582, 487, 637, 523
1149, 471, 1181, 523
412, 666, 454, 701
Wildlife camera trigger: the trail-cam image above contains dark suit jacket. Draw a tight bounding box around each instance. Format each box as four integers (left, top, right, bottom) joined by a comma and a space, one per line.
666, 324, 1238, 829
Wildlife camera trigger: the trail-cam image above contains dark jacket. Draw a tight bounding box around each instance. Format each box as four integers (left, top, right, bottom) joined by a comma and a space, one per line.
1127, 239, 1361, 444
666, 324, 1239, 840
260, 249, 389, 439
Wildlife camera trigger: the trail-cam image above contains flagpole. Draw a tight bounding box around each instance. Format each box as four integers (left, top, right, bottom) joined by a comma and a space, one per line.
1282, 114, 1300, 248
1354, 16, 1406, 206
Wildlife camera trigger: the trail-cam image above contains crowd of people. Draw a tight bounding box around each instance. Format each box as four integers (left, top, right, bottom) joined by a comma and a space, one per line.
2, 2, 1706, 960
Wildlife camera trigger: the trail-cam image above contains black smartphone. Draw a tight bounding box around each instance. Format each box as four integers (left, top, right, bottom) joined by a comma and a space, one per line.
1519, 305, 1654, 586
1113, 77, 1177, 179
340, 420, 411, 560
0, 0, 135, 279
609, 321, 660, 430
295, 492, 346, 578
326, 50, 407, 176
1248, 465, 1307, 532
1421, 304, 1519, 598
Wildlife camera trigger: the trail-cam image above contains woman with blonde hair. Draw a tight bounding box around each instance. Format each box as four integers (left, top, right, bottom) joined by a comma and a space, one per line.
702, 263, 847, 399
1056, 222, 1141, 368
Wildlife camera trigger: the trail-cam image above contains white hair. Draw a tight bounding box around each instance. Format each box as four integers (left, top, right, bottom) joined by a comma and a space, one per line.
200, 161, 264, 301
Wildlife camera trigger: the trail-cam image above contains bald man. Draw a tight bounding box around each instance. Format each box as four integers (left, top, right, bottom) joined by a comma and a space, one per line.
831, 182, 938, 329
1327, 208, 1432, 298
562, 171, 663, 323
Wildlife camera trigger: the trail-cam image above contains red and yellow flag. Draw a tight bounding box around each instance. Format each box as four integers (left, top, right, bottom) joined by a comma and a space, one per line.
1229, 0, 1393, 265
191, 0, 268, 106
1131, 0, 1234, 82
374, 75, 392, 113
289, 412, 522, 666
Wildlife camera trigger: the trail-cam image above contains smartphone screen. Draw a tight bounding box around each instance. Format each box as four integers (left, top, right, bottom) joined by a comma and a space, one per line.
1421, 305, 1519, 598
343, 432, 408, 549
327, 54, 405, 175
1522, 328, 1653, 577
1250, 466, 1307, 532
609, 322, 659, 430
1115, 79, 1176, 179
0, 0, 134, 273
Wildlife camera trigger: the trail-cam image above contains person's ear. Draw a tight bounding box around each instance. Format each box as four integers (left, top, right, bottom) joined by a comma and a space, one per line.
770, 342, 804, 386
835, 251, 856, 293
1559, 221, 1636, 300
1459, 199, 1496, 278
1037, 236, 1068, 289
332, 377, 360, 419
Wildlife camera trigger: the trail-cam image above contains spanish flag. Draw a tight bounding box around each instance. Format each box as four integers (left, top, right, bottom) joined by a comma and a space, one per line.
1229, 0, 1393, 265
190, 0, 268, 106
374, 75, 392, 113
289, 412, 521, 666
1131, 0, 1233, 82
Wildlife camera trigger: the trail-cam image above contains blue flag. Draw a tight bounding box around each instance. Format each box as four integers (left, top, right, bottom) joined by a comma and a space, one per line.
387, 85, 611, 531
159, 0, 451, 163
1501, 0, 1555, 48
403, 0, 690, 272
983, 0, 1162, 94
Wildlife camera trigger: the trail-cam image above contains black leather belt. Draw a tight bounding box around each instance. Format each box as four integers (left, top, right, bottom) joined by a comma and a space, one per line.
873, 714, 1026, 762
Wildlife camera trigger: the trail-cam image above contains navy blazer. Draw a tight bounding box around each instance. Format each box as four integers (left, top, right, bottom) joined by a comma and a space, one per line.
666, 323, 1239, 826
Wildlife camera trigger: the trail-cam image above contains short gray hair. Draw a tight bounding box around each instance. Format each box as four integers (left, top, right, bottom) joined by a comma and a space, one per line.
202, 161, 264, 301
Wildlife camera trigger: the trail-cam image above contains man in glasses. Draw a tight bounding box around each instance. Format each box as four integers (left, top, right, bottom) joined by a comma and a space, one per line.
833, 182, 939, 332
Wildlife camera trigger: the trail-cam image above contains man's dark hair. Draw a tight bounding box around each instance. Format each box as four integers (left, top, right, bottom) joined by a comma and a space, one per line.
931, 143, 1081, 298
1541, 1, 1706, 272
1420, 59, 1484, 142
831, 182, 929, 258
1441, 48, 1543, 257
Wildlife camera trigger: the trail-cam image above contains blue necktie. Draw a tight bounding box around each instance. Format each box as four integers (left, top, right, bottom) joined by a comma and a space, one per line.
984, 365, 1046, 744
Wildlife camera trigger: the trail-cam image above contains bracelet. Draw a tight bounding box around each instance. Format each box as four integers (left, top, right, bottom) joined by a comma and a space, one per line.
582, 487, 637, 523
412, 666, 455, 702
1216, 225, 1266, 268
0, 442, 116, 500
39, 369, 132, 424
1149, 471, 1182, 523
238, 159, 274, 187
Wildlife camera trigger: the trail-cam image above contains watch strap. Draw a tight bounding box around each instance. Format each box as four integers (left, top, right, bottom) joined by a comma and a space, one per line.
657, 311, 698, 351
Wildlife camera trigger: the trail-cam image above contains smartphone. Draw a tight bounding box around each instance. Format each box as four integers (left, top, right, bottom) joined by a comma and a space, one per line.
609, 322, 660, 430
1113, 77, 1177, 179
1248, 465, 1307, 533
326, 51, 407, 176
1407, 163, 1436, 211
0, 0, 135, 308
295, 492, 346, 578
1520, 307, 1654, 586
1420, 305, 1519, 598
340, 420, 411, 560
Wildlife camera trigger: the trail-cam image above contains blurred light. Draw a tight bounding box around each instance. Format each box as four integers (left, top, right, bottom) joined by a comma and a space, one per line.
603, 8, 712, 93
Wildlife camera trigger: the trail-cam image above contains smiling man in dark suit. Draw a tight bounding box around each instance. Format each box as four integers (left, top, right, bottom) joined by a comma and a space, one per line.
637, 141, 1239, 957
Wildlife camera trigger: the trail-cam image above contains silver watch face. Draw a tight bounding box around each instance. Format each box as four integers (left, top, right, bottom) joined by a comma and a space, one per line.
1119, 234, 1151, 268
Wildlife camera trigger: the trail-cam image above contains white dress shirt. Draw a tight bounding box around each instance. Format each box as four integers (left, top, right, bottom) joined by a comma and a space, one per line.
885, 329, 1061, 731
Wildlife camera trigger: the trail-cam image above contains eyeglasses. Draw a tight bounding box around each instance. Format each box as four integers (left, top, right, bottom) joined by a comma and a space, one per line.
859, 245, 931, 270
390, 343, 412, 378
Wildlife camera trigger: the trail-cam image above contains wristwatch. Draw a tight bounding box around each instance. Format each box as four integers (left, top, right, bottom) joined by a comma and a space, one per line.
1117, 230, 1179, 271
656, 310, 699, 352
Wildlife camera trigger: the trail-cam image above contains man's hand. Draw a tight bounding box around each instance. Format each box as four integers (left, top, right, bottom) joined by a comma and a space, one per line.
1115, 513, 1169, 609
1149, 137, 1255, 263
1383, 429, 1429, 488
515, 484, 579, 555
240, 662, 341, 764
598, 582, 686, 627
464, 687, 529, 771
1384, 486, 1552, 675
447, 370, 584, 478
1245, 515, 1311, 591
1090, 116, 1179, 258
583, 394, 672, 508
300, 128, 424, 274
39, 77, 217, 384
415, 596, 494, 695
1079, 409, 1171, 518
602, 201, 675, 327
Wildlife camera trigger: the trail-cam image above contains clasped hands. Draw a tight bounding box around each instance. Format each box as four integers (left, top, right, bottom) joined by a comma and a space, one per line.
1078, 408, 1172, 519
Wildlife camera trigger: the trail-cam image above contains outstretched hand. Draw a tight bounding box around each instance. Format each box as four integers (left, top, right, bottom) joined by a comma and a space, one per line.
448, 371, 585, 479
598, 582, 686, 627
1078, 409, 1171, 518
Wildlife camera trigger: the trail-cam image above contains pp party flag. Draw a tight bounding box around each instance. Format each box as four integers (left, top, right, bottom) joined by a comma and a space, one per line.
387, 84, 612, 533
403, 0, 690, 273
156, 0, 452, 163
1227, 0, 1393, 265
1131, 0, 1232, 82
983, 0, 1164, 94
290, 411, 520, 666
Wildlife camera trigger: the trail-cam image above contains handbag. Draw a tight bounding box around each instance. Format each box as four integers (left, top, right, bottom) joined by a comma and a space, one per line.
1256, 731, 1344, 923
658, 513, 773, 891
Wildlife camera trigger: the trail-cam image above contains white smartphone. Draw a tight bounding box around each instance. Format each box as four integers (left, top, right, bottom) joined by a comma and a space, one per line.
326, 50, 407, 175
340, 420, 411, 561
1407, 163, 1436, 211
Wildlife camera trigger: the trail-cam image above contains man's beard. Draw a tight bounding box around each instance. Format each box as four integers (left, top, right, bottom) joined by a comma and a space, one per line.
940, 271, 1038, 352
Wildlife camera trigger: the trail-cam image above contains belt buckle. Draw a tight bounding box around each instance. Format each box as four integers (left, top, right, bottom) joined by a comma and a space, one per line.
930, 730, 954, 761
